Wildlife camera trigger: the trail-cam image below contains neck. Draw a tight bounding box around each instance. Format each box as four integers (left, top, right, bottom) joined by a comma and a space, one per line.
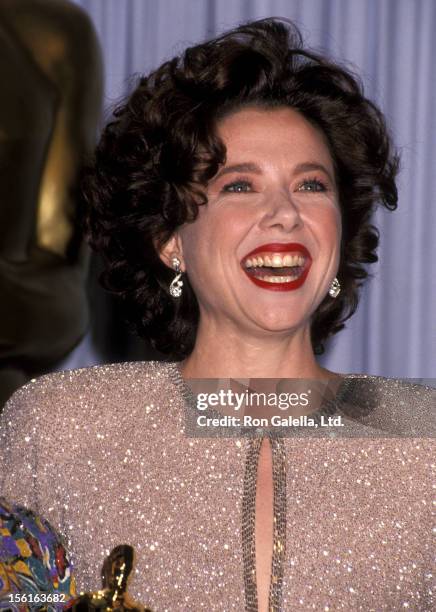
178, 318, 337, 381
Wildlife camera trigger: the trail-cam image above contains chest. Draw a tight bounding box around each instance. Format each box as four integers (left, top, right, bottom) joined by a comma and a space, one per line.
254, 439, 274, 612
53, 436, 432, 611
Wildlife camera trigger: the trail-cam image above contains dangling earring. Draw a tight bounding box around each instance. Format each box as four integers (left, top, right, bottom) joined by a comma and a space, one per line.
329, 277, 341, 298
169, 256, 183, 298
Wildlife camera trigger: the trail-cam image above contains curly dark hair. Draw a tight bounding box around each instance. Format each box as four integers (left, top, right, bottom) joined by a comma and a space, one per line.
82, 17, 399, 359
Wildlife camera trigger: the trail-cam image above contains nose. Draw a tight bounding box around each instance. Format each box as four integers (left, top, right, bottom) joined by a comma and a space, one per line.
257, 188, 303, 233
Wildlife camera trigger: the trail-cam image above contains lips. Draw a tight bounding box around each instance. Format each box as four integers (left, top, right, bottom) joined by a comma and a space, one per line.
240, 242, 312, 292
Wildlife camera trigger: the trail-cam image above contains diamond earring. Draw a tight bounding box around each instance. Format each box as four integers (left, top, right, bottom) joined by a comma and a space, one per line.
169, 256, 183, 298
329, 277, 341, 298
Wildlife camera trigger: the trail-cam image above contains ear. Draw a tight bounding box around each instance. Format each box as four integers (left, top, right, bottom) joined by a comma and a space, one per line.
158, 232, 185, 271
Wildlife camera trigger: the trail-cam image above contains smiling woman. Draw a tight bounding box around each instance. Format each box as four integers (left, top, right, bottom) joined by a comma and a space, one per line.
0, 17, 434, 612
80, 17, 399, 364
161, 106, 342, 364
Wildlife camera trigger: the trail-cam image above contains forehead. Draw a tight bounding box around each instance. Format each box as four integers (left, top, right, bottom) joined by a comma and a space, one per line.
216, 106, 334, 168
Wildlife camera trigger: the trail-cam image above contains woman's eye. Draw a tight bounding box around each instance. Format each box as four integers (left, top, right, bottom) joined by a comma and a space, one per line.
222, 180, 253, 193
298, 179, 327, 192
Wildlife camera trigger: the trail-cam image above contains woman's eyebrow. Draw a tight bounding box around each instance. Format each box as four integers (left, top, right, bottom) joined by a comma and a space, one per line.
211, 161, 335, 185
212, 162, 262, 183
293, 162, 335, 184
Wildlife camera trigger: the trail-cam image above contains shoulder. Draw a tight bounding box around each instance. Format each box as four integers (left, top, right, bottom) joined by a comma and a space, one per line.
344, 374, 434, 400
0, 360, 175, 428
341, 374, 435, 436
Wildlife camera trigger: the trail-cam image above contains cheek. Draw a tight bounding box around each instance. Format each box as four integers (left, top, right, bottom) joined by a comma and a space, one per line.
178, 215, 222, 278
318, 205, 342, 245
179, 210, 210, 250
334, 208, 342, 244
183, 206, 249, 252
332, 211, 342, 243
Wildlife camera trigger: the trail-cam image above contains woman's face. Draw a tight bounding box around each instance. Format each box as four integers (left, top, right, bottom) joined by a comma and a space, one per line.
174, 106, 341, 337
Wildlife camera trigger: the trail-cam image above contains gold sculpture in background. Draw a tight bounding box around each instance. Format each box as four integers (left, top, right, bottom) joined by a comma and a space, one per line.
0, 0, 103, 407
69, 545, 152, 612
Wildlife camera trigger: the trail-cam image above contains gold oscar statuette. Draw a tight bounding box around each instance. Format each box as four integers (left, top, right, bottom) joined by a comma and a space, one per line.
68, 545, 152, 611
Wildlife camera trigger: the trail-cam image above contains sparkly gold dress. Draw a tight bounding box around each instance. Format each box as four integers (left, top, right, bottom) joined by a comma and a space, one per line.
0, 361, 434, 611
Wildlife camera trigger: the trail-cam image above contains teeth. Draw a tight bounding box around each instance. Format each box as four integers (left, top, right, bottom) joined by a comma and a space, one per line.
261, 275, 299, 283
271, 254, 283, 268
244, 253, 306, 268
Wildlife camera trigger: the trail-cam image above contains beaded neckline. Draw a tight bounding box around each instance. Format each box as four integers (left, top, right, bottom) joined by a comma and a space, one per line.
167, 363, 361, 610
167, 360, 356, 428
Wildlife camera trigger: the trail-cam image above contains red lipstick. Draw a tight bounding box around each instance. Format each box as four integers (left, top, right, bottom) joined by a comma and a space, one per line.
240, 242, 312, 292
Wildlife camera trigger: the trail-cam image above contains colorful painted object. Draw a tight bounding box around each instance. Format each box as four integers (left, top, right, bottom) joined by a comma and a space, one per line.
0, 496, 76, 611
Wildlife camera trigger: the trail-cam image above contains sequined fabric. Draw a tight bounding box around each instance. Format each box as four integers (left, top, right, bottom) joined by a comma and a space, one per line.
0, 361, 434, 611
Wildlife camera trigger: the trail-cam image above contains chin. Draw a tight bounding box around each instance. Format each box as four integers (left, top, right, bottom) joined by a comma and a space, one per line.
254, 314, 308, 335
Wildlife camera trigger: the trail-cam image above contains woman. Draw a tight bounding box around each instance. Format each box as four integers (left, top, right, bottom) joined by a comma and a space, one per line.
0, 18, 434, 612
